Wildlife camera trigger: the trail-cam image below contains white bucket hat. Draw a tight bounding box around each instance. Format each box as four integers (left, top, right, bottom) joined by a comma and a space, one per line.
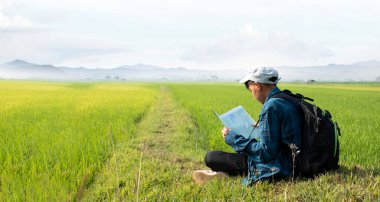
239, 66, 281, 84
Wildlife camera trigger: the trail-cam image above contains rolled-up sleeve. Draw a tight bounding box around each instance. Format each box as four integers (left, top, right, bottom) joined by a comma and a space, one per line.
224, 132, 254, 152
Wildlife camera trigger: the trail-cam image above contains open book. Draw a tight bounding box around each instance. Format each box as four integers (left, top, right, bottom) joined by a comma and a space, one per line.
213, 106, 259, 139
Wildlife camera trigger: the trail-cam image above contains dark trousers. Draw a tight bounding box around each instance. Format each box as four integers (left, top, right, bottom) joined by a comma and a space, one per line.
204, 151, 248, 176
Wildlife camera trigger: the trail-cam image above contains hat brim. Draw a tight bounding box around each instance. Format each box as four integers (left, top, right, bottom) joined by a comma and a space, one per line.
239, 75, 252, 84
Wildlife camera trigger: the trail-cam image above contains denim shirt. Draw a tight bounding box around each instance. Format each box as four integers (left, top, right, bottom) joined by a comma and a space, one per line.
225, 87, 302, 185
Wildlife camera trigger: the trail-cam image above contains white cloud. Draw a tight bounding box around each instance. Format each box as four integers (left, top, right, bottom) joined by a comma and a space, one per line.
0, 29, 131, 66
0, 0, 11, 8
181, 25, 333, 64
0, 0, 31, 27
0, 11, 31, 27
0, 0, 32, 28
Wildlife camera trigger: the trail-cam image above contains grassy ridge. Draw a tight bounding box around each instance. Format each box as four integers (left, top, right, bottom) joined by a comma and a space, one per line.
0, 82, 158, 201
83, 86, 205, 201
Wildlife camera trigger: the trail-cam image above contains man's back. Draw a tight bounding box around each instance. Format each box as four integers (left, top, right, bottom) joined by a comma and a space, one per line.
257, 92, 303, 177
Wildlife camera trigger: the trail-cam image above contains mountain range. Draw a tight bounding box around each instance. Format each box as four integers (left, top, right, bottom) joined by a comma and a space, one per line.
0, 59, 379, 82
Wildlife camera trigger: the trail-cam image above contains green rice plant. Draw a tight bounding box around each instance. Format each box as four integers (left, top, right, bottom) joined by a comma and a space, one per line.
0, 81, 158, 201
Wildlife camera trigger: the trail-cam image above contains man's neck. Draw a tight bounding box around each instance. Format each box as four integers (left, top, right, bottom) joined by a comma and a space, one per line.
261, 85, 277, 104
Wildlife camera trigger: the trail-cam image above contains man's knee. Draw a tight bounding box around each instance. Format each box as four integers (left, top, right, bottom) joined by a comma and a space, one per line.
204, 151, 220, 167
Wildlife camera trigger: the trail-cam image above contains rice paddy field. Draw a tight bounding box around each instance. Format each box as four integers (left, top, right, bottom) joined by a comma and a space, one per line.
0, 80, 379, 201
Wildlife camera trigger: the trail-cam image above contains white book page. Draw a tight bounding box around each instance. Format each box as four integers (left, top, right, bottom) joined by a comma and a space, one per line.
215, 106, 258, 139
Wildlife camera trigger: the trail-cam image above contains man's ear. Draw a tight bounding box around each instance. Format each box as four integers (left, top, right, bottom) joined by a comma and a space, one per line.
257, 83, 263, 91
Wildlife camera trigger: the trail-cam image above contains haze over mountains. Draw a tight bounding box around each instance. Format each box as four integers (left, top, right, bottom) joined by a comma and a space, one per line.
0, 59, 379, 82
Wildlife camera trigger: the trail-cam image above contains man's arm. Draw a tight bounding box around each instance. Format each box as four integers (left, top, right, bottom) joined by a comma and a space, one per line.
225, 105, 282, 163
223, 128, 256, 152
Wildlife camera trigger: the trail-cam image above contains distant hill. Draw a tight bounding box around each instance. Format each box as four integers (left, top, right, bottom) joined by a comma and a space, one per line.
277, 60, 380, 82
0, 60, 67, 80
115, 64, 163, 71
0, 59, 379, 82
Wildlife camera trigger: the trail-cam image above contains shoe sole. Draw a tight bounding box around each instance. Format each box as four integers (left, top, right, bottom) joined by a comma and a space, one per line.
192, 171, 226, 185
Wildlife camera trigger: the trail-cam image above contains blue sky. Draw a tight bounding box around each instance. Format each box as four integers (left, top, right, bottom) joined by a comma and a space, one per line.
0, 0, 379, 69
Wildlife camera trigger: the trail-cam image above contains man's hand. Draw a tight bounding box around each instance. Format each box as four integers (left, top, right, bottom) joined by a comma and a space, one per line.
221, 127, 230, 140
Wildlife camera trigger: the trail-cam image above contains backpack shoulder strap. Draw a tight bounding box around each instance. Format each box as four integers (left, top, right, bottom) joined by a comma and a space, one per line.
271, 90, 301, 105
272, 89, 314, 104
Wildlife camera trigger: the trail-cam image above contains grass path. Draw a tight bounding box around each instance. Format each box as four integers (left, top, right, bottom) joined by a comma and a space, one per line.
82, 86, 207, 201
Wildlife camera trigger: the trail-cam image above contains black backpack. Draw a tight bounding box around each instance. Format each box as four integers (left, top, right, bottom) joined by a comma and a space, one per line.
272, 89, 341, 178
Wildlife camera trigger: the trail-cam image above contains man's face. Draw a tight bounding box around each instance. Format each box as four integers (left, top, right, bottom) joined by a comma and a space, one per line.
247, 81, 265, 104
247, 81, 259, 99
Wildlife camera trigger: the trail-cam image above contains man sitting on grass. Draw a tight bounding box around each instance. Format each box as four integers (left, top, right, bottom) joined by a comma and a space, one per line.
193, 67, 303, 185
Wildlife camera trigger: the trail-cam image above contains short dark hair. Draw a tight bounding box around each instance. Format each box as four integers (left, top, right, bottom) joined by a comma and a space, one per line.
244, 80, 253, 90
245, 80, 277, 90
